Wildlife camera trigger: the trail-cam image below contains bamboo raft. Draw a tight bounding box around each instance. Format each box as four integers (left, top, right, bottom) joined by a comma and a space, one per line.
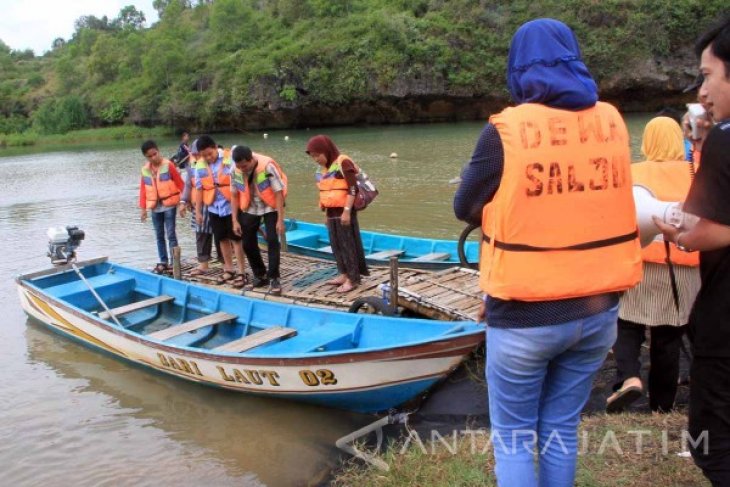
173, 250, 482, 321
391, 267, 482, 321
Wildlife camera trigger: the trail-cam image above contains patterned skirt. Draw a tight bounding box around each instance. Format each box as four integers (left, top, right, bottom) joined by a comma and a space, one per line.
619, 261, 701, 326
326, 211, 369, 284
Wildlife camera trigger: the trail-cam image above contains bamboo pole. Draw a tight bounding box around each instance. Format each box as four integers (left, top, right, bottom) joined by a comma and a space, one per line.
280, 227, 288, 253
389, 255, 399, 311
172, 246, 182, 280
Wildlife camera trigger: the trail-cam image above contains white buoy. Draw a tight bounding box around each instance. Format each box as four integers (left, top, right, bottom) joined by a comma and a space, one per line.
284, 136, 290, 141
389, 152, 398, 158
263, 133, 269, 139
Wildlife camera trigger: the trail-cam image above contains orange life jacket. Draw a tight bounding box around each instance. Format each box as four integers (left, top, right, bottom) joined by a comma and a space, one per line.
193, 157, 233, 206
316, 154, 353, 208
480, 102, 642, 301
631, 161, 699, 266
141, 160, 181, 209
233, 153, 288, 211
692, 147, 701, 169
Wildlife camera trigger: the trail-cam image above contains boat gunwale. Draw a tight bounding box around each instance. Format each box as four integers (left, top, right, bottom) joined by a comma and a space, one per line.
18, 273, 484, 367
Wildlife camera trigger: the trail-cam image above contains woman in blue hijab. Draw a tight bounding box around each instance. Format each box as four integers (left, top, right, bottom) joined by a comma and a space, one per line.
455, 19, 639, 487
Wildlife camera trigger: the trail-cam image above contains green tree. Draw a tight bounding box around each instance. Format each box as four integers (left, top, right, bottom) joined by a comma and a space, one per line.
114, 6, 146, 30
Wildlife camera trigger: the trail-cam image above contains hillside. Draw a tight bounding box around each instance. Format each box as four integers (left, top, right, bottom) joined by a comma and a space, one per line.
0, 0, 726, 135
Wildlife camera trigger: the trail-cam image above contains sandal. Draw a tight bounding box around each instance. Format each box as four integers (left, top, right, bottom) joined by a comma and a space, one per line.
231, 273, 248, 289
152, 263, 168, 274
221, 271, 235, 281
606, 377, 643, 413
189, 268, 208, 276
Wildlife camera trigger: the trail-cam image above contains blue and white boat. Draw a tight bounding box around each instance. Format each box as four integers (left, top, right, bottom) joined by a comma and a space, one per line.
16, 258, 484, 413
281, 219, 479, 270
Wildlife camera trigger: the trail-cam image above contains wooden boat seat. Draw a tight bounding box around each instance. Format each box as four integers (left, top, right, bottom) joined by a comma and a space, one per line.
410, 252, 451, 262
284, 229, 320, 244
46, 273, 135, 298
213, 326, 297, 353
318, 245, 333, 253
98, 295, 174, 320
365, 249, 404, 260
147, 312, 237, 341
261, 325, 355, 354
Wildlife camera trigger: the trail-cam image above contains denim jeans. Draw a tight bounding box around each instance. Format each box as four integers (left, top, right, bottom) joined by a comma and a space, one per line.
150, 207, 178, 265
487, 306, 618, 487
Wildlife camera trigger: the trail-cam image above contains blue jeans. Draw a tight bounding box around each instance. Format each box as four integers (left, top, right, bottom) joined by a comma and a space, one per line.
487, 306, 618, 487
150, 207, 178, 265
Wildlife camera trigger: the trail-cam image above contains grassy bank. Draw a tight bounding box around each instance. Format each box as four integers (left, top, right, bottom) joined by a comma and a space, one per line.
0, 125, 174, 148
332, 410, 709, 487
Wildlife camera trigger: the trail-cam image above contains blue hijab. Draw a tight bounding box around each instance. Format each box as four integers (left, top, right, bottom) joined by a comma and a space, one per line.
507, 18, 598, 109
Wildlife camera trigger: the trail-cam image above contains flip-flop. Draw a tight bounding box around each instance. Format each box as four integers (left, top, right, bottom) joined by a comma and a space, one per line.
231, 273, 247, 289
606, 385, 642, 413
189, 268, 208, 276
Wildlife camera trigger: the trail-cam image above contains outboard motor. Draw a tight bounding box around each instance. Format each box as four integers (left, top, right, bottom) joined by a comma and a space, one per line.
47, 226, 85, 265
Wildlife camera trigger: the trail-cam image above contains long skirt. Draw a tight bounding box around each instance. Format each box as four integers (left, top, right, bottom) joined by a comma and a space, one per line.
326, 211, 369, 284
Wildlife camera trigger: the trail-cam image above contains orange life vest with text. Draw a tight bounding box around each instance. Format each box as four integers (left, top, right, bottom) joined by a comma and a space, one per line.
141, 160, 180, 209
480, 102, 642, 301
631, 160, 699, 266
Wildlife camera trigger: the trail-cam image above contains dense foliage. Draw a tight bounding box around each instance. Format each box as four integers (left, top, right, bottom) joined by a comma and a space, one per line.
0, 0, 726, 136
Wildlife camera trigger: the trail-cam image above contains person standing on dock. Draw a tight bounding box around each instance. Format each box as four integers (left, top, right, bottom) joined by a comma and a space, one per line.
179, 139, 215, 275
139, 139, 184, 274
231, 145, 287, 296
194, 135, 247, 288
306, 135, 369, 293
454, 18, 641, 486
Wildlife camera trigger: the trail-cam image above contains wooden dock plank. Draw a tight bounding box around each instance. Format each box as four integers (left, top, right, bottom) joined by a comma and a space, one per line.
177, 249, 481, 322
99, 295, 174, 320
148, 312, 237, 340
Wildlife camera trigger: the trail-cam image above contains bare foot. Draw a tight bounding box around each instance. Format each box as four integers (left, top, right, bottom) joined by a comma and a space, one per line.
325, 276, 347, 286
336, 282, 356, 293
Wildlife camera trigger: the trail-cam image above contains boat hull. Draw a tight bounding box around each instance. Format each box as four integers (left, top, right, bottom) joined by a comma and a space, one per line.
17, 280, 482, 413
281, 219, 479, 270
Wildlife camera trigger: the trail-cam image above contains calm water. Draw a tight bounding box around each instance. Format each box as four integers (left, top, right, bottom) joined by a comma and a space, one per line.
0, 115, 652, 486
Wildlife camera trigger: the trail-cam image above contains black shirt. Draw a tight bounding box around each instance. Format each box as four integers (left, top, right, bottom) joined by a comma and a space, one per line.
683, 120, 730, 357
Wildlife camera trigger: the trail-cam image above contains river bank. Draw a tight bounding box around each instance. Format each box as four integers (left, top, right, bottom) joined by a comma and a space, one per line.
330, 409, 708, 487
0, 125, 174, 149
327, 338, 707, 486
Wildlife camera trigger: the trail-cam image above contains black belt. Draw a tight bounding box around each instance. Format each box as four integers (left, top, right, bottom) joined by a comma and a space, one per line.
482, 229, 638, 252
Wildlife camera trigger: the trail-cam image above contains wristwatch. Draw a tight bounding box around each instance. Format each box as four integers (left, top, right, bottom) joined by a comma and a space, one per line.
675, 232, 692, 252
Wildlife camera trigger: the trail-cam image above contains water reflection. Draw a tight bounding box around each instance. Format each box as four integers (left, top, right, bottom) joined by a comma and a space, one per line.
23, 323, 367, 487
